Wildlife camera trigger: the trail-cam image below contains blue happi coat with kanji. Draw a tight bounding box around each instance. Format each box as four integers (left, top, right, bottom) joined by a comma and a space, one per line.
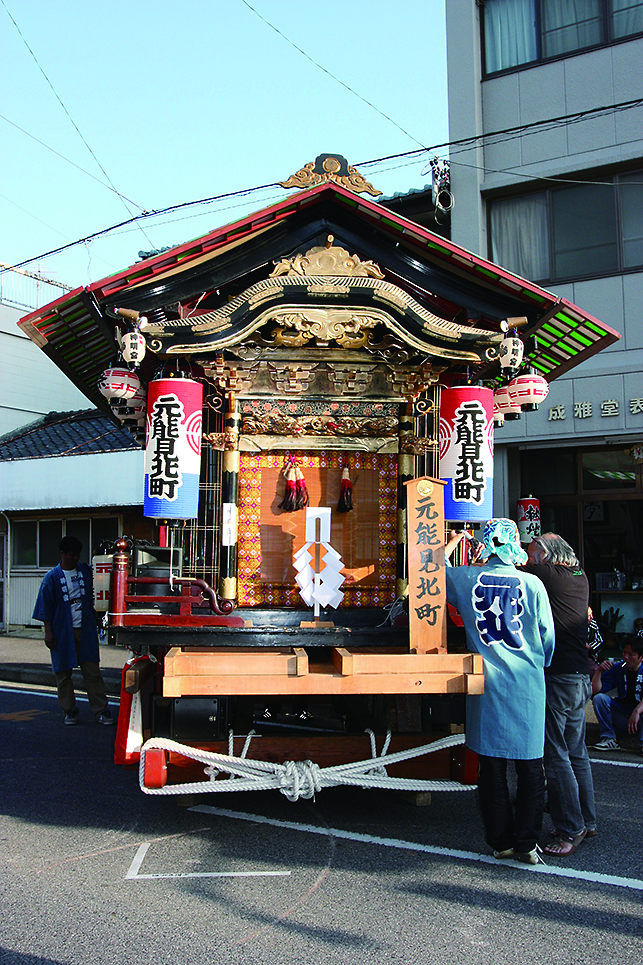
33, 562, 99, 672
446, 558, 555, 759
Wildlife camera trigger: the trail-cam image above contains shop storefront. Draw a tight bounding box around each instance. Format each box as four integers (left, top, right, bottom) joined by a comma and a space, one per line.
518, 443, 643, 634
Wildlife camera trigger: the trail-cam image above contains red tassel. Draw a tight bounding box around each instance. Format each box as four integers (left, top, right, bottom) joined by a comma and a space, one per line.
337, 463, 353, 512
294, 464, 309, 509
278, 459, 297, 512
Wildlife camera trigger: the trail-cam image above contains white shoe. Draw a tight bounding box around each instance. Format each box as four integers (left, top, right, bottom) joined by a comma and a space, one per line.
514, 846, 543, 865
591, 738, 619, 751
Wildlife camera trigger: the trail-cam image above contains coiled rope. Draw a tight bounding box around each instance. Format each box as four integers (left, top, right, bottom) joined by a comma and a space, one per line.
138, 730, 475, 801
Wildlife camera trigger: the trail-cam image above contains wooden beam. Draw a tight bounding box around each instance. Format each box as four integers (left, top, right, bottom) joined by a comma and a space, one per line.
331, 647, 354, 675
163, 670, 477, 698
162, 647, 308, 677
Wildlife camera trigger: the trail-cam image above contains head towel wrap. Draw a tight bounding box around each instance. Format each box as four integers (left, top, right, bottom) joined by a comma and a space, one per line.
482, 518, 528, 566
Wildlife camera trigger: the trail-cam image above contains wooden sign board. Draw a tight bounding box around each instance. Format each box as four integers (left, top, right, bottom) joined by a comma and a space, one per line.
404, 476, 447, 654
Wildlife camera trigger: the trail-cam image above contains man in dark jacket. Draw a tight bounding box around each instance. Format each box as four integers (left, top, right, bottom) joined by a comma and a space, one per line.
33, 536, 113, 726
523, 533, 596, 856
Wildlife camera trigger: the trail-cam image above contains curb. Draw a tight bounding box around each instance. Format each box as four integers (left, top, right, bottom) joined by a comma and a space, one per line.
0, 665, 122, 698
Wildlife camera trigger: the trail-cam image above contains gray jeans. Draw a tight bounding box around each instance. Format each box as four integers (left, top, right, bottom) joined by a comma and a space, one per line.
544, 674, 597, 839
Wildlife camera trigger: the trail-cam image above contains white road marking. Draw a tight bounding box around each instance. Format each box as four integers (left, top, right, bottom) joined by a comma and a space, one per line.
126, 842, 151, 878
125, 841, 290, 881
589, 757, 643, 769
0, 684, 120, 704
191, 804, 643, 892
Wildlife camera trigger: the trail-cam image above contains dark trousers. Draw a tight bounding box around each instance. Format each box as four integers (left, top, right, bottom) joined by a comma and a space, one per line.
477, 755, 545, 854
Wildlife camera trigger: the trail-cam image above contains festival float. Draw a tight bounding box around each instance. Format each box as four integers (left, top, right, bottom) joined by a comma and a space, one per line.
18, 154, 619, 801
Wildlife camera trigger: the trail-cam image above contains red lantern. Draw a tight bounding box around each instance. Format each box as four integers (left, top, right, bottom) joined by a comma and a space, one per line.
507, 372, 549, 411
494, 384, 521, 420
517, 496, 541, 543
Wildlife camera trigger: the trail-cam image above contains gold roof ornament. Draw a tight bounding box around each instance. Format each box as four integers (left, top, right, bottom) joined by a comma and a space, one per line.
270, 235, 385, 278
279, 153, 382, 196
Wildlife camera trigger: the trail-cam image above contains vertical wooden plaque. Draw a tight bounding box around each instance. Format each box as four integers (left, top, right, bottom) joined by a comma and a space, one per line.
404, 476, 447, 654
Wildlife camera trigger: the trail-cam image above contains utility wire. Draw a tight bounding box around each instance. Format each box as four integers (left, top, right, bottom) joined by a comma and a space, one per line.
11, 182, 281, 269
0, 112, 145, 207
357, 97, 643, 169
238, 0, 427, 149
12, 97, 643, 270
0, 0, 156, 247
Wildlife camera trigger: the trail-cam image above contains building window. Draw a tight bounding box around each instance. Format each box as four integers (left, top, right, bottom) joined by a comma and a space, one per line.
10, 517, 120, 569
483, 0, 643, 74
11, 521, 38, 567
38, 520, 64, 568
489, 171, 642, 282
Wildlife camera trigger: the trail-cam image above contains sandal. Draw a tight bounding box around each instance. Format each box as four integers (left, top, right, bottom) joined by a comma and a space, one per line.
544, 829, 586, 856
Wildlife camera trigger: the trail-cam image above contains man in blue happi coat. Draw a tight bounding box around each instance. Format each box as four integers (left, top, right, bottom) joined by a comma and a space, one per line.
446, 519, 555, 864
33, 536, 113, 726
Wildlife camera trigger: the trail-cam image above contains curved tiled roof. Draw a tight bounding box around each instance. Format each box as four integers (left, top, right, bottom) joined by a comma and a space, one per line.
0, 409, 140, 461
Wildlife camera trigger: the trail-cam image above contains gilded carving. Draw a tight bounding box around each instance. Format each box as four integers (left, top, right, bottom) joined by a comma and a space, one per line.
266, 363, 316, 394
385, 364, 441, 400
210, 359, 257, 394
149, 275, 491, 367
326, 363, 376, 394
241, 413, 398, 437
269, 307, 380, 350
202, 432, 225, 450
271, 236, 385, 278
399, 436, 439, 455
278, 154, 382, 196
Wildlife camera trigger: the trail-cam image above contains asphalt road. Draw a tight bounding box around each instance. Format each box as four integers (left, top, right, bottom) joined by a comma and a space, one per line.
1, 683, 642, 965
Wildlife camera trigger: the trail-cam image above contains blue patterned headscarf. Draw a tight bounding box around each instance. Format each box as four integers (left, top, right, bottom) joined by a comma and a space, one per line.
482, 518, 528, 566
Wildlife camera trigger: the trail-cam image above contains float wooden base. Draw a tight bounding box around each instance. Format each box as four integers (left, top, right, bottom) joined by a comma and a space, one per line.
162, 647, 484, 698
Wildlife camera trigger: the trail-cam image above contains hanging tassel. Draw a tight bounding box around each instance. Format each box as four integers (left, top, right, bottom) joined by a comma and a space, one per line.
278, 456, 297, 512
337, 463, 353, 513
294, 462, 309, 510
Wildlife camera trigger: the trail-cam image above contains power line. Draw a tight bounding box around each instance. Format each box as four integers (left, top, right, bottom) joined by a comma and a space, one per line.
357, 97, 643, 169
0, 0, 156, 248
238, 0, 426, 149
10, 181, 281, 270
12, 97, 643, 271
0, 112, 145, 207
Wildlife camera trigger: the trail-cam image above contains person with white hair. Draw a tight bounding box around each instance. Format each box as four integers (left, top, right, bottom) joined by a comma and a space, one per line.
524, 533, 596, 857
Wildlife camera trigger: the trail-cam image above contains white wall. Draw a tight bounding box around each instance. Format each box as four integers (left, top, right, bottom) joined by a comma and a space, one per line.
0, 449, 144, 510
0, 303, 89, 436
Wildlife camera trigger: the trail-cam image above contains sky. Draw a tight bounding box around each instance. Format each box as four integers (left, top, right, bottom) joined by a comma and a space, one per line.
0, 0, 449, 292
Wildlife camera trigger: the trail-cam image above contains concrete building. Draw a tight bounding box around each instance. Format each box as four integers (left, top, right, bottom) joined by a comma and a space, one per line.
446, 0, 643, 628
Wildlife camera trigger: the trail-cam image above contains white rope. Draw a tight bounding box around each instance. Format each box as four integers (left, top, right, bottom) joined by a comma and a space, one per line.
138, 731, 476, 800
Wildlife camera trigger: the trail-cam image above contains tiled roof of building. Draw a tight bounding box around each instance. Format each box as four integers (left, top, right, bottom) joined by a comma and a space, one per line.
0, 409, 140, 462
378, 183, 433, 202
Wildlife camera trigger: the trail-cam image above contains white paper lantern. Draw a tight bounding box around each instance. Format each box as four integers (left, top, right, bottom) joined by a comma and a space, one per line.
507, 372, 549, 410
98, 367, 141, 401
494, 384, 521, 420
498, 334, 524, 373
121, 331, 147, 366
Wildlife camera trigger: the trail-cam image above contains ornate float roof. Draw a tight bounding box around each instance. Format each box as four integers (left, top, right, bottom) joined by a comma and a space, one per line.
19, 165, 620, 415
